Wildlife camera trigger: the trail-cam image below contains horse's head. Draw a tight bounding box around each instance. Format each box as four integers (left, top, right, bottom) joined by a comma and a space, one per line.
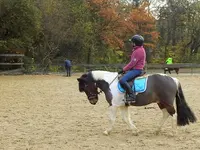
77, 71, 114, 106
77, 73, 99, 105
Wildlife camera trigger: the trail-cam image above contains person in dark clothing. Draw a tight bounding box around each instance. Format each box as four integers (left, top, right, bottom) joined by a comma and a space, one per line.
65, 59, 72, 77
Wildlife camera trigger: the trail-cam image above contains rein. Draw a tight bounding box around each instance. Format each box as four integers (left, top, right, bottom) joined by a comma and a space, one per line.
97, 74, 119, 95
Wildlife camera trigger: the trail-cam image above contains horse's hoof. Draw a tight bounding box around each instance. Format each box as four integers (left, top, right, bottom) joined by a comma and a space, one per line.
103, 130, 109, 135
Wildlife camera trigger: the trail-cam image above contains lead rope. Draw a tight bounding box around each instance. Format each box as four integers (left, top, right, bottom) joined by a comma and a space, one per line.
97, 74, 120, 94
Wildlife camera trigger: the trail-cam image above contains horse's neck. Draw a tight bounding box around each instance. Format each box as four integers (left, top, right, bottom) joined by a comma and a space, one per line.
92, 71, 118, 84
103, 72, 118, 84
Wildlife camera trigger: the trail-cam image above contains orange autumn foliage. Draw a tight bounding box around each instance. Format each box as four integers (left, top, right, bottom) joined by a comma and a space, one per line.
87, 0, 158, 50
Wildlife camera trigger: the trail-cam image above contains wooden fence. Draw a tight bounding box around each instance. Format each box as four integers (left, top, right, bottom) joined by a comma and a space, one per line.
0, 54, 24, 72
74, 63, 200, 74
0, 54, 24, 66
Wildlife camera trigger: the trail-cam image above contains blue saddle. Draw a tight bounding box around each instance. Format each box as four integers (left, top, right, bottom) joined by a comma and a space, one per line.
118, 77, 148, 93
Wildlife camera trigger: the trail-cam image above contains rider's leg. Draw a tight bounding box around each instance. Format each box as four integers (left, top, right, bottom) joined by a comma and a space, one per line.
123, 82, 136, 101
119, 69, 142, 102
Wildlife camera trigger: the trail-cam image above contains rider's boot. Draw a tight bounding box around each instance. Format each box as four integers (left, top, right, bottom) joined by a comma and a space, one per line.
123, 82, 136, 104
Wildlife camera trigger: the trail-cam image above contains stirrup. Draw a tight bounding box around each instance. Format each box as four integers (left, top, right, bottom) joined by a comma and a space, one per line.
127, 93, 136, 99
125, 94, 136, 103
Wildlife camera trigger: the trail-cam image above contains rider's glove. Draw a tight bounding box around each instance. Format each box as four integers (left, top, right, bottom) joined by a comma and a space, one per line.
118, 69, 125, 74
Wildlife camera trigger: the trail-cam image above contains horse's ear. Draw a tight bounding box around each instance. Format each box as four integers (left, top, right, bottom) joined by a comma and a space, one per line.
77, 78, 82, 82
77, 78, 86, 82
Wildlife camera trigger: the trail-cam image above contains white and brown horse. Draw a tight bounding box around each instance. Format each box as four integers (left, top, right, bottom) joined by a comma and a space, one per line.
77, 70, 196, 135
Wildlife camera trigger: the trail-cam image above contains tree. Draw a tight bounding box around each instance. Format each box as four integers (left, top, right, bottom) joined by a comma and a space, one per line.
157, 0, 200, 63
87, 0, 158, 63
0, 0, 41, 52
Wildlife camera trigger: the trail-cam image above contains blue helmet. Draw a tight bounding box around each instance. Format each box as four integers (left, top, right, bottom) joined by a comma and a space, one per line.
131, 35, 144, 46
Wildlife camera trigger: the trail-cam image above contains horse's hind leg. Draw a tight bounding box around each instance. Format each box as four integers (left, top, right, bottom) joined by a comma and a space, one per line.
120, 106, 138, 135
175, 68, 179, 75
167, 106, 177, 135
103, 106, 117, 135
171, 113, 177, 135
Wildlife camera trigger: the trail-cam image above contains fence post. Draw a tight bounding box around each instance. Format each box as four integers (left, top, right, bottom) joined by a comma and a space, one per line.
83, 65, 86, 73
191, 64, 193, 75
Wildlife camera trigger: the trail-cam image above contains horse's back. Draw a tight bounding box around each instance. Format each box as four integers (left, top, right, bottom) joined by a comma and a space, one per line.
147, 73, 178, 97
132, 74, 178, 106
148, 73, 178, 88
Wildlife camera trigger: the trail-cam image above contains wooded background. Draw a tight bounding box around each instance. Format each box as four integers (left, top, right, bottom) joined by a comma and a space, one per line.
1, 0, 200, 72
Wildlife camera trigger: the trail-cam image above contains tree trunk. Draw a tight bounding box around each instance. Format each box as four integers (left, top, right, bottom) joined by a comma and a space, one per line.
87, 48, 91, 64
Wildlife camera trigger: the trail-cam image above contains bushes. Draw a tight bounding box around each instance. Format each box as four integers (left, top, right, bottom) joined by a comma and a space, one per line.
23, 57, 37, 73
49, 65, 63, 72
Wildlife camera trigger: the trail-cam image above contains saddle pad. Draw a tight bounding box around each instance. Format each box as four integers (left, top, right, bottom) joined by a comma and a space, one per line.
118, 77, 148, 93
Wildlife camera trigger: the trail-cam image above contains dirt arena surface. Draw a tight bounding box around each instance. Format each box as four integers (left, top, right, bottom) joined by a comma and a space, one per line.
0, 73, 200, 150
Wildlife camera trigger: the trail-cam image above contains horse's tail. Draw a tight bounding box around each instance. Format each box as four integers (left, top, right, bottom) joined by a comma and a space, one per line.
175, 82, 197, 126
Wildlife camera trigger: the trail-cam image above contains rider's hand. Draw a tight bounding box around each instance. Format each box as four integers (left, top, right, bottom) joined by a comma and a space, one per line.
118, 69, 125, 74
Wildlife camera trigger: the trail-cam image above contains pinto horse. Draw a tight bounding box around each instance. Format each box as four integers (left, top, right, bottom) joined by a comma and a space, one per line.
77, 70, 196, 135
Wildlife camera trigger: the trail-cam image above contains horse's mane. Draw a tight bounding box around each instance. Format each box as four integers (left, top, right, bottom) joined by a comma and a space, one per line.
91, 70, 118, 83
90, 70, 118, 105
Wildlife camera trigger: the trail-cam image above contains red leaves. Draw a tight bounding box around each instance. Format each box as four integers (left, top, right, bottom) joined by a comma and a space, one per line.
88, 0, 158, 50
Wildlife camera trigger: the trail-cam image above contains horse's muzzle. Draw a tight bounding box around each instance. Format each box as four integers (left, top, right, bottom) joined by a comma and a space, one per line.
88, 95, 98, 105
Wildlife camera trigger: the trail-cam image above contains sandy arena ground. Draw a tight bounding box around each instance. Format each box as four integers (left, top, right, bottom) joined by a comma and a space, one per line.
0, 73, 200, 150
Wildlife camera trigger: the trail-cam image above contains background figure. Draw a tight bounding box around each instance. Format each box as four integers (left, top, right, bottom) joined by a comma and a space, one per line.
164, 57, 179, 74
166, 57, 173, 64
164, 57, 173, 74
65, 59, 72, 77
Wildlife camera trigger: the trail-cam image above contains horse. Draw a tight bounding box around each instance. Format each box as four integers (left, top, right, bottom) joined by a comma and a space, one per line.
77, 70, 197, 135
164, 67, 179, 74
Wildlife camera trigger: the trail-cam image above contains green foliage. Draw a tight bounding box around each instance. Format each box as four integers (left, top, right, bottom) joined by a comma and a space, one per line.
98, 48, 124, 64
151, 58, 164, 64
72, 65, 85, 72
49, 65, 62, 72
2, 0, 200, 69
156, 0, 200, 63
23, 56, 37, 73
0, 0, 41, 51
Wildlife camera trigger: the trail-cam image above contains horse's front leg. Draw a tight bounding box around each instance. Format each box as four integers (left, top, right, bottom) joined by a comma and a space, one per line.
120, 106, 139, 135
103, 106, 117, 135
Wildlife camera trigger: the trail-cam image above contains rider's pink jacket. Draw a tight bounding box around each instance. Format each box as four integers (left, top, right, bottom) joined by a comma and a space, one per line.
123, 46, 146, 71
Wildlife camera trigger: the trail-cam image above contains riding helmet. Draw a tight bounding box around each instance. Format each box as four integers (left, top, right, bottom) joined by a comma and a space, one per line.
131, 35, 144, 46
